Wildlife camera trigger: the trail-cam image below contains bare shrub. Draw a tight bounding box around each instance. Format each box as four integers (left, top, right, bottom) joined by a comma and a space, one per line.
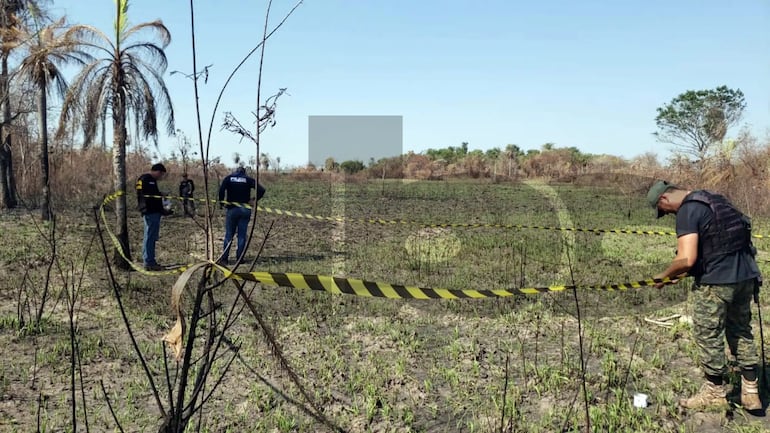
46, 148, 150, 209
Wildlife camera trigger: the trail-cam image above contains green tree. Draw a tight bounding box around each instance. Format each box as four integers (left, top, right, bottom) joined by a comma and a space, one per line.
339, 159, 364, 174
425, 143, 472, 163
565, 146, 591, 166
525, 149, 540, 157
425, 147, 449, 162
654, 85, 745, 168
16, 17, 90, 220
58, 0, 174, 267
484, 147, 501, 160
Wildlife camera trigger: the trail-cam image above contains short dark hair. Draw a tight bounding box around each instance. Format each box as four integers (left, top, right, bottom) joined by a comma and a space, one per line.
151, 163, 167, 173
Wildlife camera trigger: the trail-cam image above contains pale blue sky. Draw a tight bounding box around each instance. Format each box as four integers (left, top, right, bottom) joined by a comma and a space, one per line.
49, 0, 770, 168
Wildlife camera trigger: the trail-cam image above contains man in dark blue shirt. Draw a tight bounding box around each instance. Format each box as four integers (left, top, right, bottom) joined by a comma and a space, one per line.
136, 163, 171, 271
648, 180, 761, 411
217, 166, 266, 265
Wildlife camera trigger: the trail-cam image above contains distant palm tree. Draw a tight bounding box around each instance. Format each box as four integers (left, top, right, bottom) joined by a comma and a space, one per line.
58, 0, 174, 267
16, 17, 91, 220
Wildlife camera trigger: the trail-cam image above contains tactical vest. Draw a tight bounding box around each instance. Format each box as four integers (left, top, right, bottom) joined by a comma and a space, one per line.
682, 190, 752, 261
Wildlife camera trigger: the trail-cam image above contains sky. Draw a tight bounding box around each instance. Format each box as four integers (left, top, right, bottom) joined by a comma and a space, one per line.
47, 0, 770, 169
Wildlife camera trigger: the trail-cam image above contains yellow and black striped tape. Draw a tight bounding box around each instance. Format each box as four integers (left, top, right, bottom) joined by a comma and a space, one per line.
257, 207, 681, 236
214, 266, 680, 298
97, 191, 681, 297
144, 193, 770, 239
100, 192, 194, 276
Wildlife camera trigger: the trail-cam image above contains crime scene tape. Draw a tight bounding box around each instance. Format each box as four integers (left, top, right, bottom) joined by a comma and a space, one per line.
213, 266, 681, 298
98, 191, 682, 296
146, 193, 770, 239
100, 191, 193, 276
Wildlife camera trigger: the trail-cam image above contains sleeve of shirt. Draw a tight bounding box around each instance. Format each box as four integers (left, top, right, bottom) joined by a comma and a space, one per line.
189, 180, 195, 193
675, 202, 710, 237
136, 176, 147, 213
256, 183, 266, 201
218, 178, 227, 202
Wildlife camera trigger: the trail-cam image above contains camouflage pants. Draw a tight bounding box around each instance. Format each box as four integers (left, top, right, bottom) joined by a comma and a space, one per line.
691, 279, 759, 377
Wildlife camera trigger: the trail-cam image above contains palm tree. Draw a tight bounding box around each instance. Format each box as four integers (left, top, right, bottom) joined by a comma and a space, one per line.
0, 0, 37, 209
16, 17, 91, 220
58, 0, 174, 267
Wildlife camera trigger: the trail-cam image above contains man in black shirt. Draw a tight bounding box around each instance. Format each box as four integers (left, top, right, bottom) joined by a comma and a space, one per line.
648, 180, 761, 411
136, 163, 171, 271
217, 166, 266, 265
179, 173, 195, 216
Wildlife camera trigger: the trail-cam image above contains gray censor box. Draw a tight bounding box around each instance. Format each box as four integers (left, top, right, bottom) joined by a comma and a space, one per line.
308, 115, 403, 276
308, 115, 403, 168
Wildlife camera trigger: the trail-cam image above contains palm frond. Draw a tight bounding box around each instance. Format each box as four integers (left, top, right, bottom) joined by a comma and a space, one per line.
122, 62, 158, 142
121, 20, 170, 48
82, 69, 111, 146
122, 53, 174, 136
0, 17, 30, 53
66, 24, 116, 58
122, 41, 168, 70
49, 67, 68, 99
56, 59, 109, 140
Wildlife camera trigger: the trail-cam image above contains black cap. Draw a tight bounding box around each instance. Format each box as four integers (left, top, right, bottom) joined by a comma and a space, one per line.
151, 163, 167, 173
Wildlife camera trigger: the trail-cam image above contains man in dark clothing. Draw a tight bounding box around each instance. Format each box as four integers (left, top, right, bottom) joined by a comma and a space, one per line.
137, 163, 171, 271
179, 173, 195, 216
648, 180, 761, 411
217, 166, 266, 265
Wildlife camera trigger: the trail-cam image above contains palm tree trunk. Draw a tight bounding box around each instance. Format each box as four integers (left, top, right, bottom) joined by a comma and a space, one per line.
0, 52, 17, 208
38, 82, 50, 220
112, 89, 131, 268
